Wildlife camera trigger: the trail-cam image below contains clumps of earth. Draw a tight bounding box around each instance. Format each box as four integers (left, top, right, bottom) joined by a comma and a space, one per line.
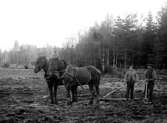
0, 69, 167, 123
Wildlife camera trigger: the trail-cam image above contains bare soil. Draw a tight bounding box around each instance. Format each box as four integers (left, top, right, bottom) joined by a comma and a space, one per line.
0, 68, 167, 123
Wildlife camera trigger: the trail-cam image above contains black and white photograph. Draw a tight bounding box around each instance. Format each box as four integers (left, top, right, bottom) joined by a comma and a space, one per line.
0, 0, 167, 122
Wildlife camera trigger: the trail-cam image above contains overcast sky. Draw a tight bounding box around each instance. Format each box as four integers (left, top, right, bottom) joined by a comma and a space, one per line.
0, 0, 166, 51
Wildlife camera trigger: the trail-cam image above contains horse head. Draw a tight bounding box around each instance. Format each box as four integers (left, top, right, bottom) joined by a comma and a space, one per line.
34, 56, 48, 73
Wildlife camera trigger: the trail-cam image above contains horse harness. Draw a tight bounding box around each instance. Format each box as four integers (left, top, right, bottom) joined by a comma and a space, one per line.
63, 68, 92, 90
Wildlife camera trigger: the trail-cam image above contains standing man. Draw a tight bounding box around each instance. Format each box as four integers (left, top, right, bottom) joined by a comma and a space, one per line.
144, 64, 157, 104
124, 65, 139, 100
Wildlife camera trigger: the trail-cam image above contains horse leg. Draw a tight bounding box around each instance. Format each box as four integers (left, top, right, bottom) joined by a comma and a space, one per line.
88, 83, 95, 105
95, 80, 100, 104
67, 86, 75, 105
66, 89, 73, 105
47, 80, 54, 104
66, 88, 70, 98
71, 85, 78, 102
54, 83, 58, 104
74, 86, 78, 102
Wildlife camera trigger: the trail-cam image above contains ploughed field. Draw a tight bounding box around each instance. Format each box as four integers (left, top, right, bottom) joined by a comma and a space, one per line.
0, 68, 167, 123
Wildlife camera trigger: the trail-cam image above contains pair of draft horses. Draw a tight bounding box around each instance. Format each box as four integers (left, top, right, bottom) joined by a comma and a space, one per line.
34, 56, 101, 105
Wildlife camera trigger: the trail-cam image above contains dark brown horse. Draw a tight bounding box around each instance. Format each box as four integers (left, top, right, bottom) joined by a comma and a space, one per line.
34, 56, 67, 104
62, 65, 101, 105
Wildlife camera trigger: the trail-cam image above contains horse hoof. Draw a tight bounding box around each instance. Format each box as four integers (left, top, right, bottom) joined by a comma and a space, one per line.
72, 99, 78, 103
95, 100, 99, 104
88, 100, 93, 105
66, 94, 70, 98
67, 101, 72, 105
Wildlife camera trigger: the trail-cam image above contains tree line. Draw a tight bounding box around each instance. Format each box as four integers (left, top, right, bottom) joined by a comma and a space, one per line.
0, 4, 167, 71
0, 41, 57, 68
60, 4, 167, 71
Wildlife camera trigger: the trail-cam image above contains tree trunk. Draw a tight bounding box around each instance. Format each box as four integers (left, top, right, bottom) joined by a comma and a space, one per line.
106, 48, 110, 66
102, 48, 105, 72
124, 50, 127, 69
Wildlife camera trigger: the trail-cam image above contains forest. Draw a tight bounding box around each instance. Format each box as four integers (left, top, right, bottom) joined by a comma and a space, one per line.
0, 4, 167, 72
